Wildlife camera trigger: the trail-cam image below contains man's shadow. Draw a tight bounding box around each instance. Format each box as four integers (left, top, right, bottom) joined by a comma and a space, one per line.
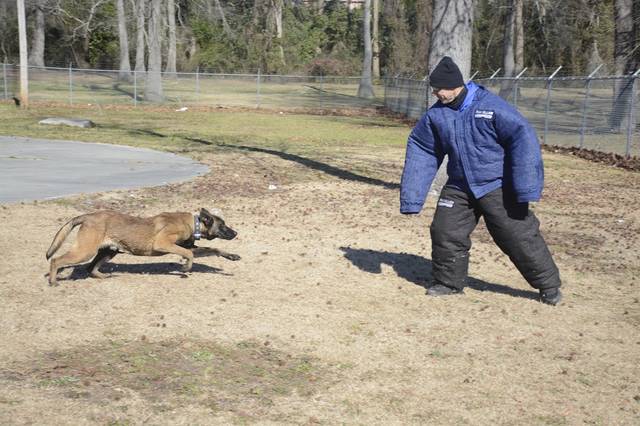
339, 247, 539, 301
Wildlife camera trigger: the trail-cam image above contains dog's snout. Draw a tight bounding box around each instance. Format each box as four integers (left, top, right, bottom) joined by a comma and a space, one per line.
224, 227, 237, 240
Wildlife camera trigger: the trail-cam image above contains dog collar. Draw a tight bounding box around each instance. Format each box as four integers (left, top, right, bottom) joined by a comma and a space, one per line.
193, 214, 202, 240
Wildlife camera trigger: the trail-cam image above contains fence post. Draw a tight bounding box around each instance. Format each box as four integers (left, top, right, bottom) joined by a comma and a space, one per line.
579, 64, 602, 149
395, 75, 401, 112
404, 74, 414, 116
256, 68, 261, 109
383, 76, 388, 108
195, 66, 200, 103
133, 70, 137, 106
2, 62, 7, 100
625, 69, 640, 157
513, 67, 527, 108
68, 63, 73, 105
544, 66, 562, 144
320, 74, 325, 110
421, 75, 428, 115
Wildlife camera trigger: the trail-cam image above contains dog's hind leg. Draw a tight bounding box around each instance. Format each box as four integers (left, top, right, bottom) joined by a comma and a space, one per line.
87, 248, 118, 279
48, 227, 101, 286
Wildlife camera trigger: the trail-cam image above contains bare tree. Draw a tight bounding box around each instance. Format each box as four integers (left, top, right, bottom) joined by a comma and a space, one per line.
213, 0, 233, 37
145, 0, 163, 101
372, 0, 380, 78
165, 0, 177, 74
117, 0, 132, 80
54, 0, 109, 68
610, 0, 637, 131
428, 0, 474, 78
514, 0, 523, 73
267, 0, 285, 66
499, 0, 516, 98
382, 0, 412, 75
0, 1, 11, 60
416, 0, 432, 77
427, 0, 474, 195
503, 0, 516, 78
133, 0, 146, 72
358, 0, 374, 98
28, 0, 45, 67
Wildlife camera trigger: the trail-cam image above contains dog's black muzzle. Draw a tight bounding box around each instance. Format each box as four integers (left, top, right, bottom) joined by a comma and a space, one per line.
209, 226, 237, 240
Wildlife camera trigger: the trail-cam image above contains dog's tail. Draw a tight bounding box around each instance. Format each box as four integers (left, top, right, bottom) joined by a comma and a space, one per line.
46, 215, 88, 260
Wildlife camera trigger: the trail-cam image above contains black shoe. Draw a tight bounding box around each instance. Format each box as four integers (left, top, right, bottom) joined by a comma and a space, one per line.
540, 288, 562, 305
427, 284, 463, 297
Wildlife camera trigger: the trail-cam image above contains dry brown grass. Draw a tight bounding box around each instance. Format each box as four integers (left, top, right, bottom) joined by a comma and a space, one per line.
0, 109, 639, 425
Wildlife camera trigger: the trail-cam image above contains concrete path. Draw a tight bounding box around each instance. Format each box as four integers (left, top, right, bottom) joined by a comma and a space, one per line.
0, 136, 209, 204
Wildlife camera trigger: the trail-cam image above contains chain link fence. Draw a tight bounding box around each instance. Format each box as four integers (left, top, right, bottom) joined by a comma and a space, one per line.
0, 64, 384, 111
383, 72, 640, 158
2, 63, 638, 157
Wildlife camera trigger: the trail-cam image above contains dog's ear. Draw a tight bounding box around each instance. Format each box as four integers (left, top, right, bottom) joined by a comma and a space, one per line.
199, 208, 214, 225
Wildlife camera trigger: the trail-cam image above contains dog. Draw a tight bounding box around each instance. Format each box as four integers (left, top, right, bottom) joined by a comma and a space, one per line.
46, 208, 239, 286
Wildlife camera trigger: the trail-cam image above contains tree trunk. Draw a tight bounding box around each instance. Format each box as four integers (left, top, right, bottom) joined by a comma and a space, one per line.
428, 0, 474, 79
213, 0, 233, 37
383, 0, 411, 76
134, 0, 146, 73
145, 0, 163, 101
586, 39, 603, 74
514, 0, 523, 74
499, 0, 516, 98
416, 0, 432, 77
165, 0, 177, 75
117, 0, 132, 81
358, 0, 375, 98
503, 1, 515, 77
270, 0, 285, 66
0, 1, 8, 60
372, 0, 380, 78
27, 1, 45, 67
428, 0, 474, 196
610, 0, 636, 131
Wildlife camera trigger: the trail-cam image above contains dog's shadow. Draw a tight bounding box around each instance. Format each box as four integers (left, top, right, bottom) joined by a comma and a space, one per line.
54, 248, 239, 283
339, 247, 539, 301
61, 262, 229, 282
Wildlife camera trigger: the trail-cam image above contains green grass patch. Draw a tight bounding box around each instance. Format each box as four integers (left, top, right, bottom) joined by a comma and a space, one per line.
0, 103, 409, 157
20, 338, 333, 419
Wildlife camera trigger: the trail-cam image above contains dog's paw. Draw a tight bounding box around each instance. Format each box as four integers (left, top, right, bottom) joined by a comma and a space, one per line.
225, 254, 241, 261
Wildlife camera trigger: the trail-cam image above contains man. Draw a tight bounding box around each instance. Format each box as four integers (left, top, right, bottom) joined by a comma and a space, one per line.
400, 56, 562, 305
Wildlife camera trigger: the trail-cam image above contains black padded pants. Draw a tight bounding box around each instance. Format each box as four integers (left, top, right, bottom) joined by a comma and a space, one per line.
430, 185, 561, 291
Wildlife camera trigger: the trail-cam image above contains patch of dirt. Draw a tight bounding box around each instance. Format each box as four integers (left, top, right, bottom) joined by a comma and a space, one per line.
543, 144, 640, 171
1, 145, 639, 424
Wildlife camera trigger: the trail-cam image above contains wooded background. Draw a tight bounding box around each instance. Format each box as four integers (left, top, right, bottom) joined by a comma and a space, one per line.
1, 0, 639, 78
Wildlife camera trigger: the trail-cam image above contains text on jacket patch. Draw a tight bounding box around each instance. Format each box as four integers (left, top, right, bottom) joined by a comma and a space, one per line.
475, 110, 494, 119
438, 199, 455, 208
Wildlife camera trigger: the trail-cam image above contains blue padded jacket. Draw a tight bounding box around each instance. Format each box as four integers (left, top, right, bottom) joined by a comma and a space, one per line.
400, 82, 544, 214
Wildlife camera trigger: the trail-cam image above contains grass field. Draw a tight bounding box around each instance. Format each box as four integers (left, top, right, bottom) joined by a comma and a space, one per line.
4, 69, 385, 111
0, 103, 639, 424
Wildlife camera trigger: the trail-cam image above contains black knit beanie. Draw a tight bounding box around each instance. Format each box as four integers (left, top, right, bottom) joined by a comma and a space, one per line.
429, 56, 464, 89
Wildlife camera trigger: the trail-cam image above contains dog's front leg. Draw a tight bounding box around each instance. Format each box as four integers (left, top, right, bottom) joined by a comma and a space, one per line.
154, 242, 194, 272
193, 247, 241, 261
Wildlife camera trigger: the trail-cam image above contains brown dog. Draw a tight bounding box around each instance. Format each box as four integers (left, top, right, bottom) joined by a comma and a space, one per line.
46, 208, 238, 286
